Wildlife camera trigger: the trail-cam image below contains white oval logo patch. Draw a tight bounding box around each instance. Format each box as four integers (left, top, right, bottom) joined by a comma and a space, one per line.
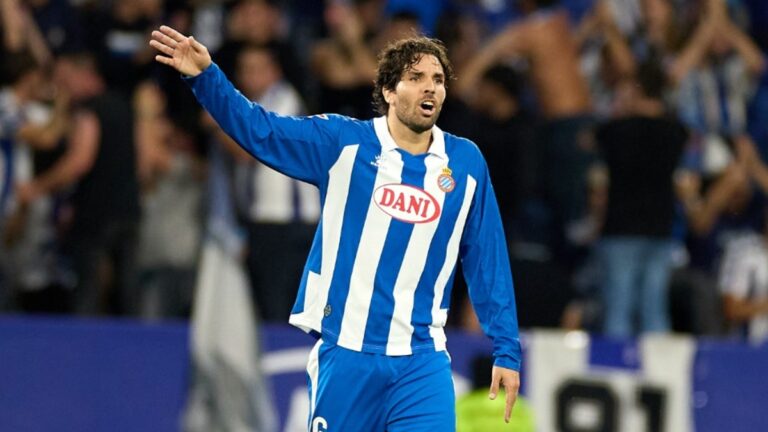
374, 183, 441, 224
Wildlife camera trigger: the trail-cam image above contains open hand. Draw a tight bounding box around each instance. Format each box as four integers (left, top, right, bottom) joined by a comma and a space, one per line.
149, 25, 211, 77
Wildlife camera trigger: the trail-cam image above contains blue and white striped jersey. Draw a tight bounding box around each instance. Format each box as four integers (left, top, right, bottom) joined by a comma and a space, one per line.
187, 63, 522, 370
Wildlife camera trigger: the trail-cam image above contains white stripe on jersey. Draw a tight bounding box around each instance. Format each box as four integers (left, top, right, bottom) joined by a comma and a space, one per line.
290, 145, 358, 332
306, 339, 322, 420
429, 175, 477, 351
337, 150, 404, 350
386, 154, 447, 355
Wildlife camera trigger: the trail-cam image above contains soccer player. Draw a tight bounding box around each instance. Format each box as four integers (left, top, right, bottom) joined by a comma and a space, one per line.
150, 25, 521, 431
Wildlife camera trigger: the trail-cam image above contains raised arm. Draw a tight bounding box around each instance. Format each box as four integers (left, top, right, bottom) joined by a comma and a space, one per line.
719, 19, 766, 76
668, 17, 716, 84
17, 110, 99, 205
735, 135, 768, 195
594, 0, 636, 79
675, 164, 748, 235
454, 24, 525, 104
16, 89, 69, 150
1, 0, 23, 52
574, 0, 633, 73
311, 3, 377, 88
150, 25, 342, 185
0, 0, 48, 64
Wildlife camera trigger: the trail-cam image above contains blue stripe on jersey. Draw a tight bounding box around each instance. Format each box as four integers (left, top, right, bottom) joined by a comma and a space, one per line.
441, 270, 459, 310
363, 216, 414, 351
409, 173, 470, 350
362, 151, 426, 351
291, 144, 358, 327
295, 222, 324, 312
323, 140, 381, 341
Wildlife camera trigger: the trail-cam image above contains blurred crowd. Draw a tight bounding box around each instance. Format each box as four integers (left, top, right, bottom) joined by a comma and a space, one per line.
1, 0, 767, 342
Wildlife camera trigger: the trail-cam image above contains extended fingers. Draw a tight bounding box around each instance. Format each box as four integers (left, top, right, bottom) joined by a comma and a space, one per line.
489, 374, 501, 400
154, 55, 174, 66
188, 36, 205, 53
151, 30, 178, 48
149, 39, 174, 56
159, 25, 186, 43
504, 385, 518, 423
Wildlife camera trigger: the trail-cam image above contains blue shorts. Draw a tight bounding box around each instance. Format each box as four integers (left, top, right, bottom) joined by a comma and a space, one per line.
306, 339, 456, 432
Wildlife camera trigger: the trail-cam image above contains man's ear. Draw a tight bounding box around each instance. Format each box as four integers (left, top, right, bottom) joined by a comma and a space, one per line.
383, 87, 394, 105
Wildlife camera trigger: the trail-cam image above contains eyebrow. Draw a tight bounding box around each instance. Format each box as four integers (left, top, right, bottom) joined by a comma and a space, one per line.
407, 70, 445, 80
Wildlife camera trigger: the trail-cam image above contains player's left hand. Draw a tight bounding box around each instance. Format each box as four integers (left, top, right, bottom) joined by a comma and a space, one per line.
489, 366, 520, 423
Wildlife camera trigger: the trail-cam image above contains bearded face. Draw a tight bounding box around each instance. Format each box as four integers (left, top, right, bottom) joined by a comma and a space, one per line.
385, 54, 447, 134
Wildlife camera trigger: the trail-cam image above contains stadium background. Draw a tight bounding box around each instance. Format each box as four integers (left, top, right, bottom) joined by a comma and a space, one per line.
1, 0, 768, 431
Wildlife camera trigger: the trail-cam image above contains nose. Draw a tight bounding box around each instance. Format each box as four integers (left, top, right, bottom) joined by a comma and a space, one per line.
423, 79, 435, 94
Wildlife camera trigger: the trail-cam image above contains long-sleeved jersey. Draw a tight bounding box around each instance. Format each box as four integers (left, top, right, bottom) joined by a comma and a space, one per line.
186, 63, 522, 370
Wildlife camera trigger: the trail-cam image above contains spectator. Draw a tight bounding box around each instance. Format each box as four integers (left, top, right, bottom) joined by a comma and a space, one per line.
718, 228, 768, 345
717, 135, 768, 343
0, 51, 67, 306
593, 60, 687, 337
479, 0, 595, 258
214, 0, 304, 94
17, 52, 140, 316
451, 61, 553, 329
310, 0, 378, 119
676, 155, 764, 272
575, 0, 637, 119
84, 0, 162, 96
134, 81, 204, 320
461, 64, 537, 232
674, 1, 765, 170
225, 44, 319, 322
667, 135, 764, 336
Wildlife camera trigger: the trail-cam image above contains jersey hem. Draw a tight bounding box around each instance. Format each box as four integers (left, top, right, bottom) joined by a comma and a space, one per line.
288, 318, 448, 356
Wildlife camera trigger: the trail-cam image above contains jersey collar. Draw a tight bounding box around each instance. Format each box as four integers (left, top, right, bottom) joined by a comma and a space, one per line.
373, 116, 447, 159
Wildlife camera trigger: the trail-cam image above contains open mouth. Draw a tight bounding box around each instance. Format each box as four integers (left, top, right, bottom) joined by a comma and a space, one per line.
419, 100, 436, 116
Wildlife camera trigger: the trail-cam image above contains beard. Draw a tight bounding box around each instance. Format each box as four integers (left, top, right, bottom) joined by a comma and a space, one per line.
394, 101, 441, 134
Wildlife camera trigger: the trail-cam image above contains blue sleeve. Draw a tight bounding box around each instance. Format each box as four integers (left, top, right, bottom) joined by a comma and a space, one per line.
459, 157, 522, 371
184, 63, 343, 185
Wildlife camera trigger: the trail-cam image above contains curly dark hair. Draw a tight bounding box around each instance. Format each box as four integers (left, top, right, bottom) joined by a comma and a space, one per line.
372, 37, 455, 116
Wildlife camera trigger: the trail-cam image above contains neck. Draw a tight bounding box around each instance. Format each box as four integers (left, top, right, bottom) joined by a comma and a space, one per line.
385, 114, 433, 155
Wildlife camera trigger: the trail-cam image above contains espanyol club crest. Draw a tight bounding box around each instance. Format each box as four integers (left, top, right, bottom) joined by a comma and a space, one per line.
437, 167, 455, 193
374, 184, 441, 223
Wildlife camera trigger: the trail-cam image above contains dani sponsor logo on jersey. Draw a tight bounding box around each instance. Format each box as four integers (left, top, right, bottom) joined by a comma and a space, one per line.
374, 183, 440, 223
